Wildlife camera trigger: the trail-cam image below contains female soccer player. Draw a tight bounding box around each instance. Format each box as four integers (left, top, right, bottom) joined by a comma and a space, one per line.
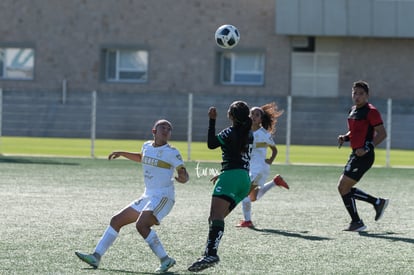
337, 80, 388, 232
188, 101, 253, 272
75, 119, 189, 273
237, 102, 289, 228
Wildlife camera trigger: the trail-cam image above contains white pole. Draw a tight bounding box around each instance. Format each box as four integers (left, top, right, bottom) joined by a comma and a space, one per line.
386, 98, 392, 167
285, 95, 292, 164
91, 90, 97, 158
62, 79, 67, 104
187, 93, 193, 161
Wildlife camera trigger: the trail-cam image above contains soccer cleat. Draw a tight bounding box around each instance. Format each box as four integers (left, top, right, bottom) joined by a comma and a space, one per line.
343, 220, 367, 232
374, 198, 389, 221
236, 220, 254, 228
75, 251, 100, 269
273, 174, 289, 189
188, 255, 220, 272
155, 256, 176, 273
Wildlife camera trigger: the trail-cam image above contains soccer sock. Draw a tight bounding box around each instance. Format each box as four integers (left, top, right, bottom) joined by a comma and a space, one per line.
242, 197, 252, 221
205, 220, 224, 256
145, 229, 168, 260
341, 192, 361, 222
256, 181, 275, 200
351, 188, 378, 205
94, 225, 118, 257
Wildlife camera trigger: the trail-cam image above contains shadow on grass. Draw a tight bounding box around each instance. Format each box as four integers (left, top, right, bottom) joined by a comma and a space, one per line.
85, 267, 192, 275
0, 156, 79, 166
359, 231, 414, 244
250, 227, 332, 241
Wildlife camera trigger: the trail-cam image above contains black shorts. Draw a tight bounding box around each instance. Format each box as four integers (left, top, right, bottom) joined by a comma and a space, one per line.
343, 150, 375, 181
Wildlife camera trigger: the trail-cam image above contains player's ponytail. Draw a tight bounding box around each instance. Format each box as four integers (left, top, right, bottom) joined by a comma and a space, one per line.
260, 102, 284, 134
229, 101, 252, 153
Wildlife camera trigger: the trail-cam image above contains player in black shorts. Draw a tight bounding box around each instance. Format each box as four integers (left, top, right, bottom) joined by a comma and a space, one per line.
188, 101, 253, 272
337, 80, 389, 232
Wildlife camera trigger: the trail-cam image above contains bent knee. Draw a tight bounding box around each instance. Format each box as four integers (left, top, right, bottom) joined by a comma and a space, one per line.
337, 176, 356, 195
109, 216, 123, 231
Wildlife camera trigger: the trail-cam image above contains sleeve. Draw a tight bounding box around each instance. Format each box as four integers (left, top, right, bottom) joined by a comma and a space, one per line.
207, 118, 222, 149
266, 132, 276, 146
368, 108, 383, 127
170, 148, 185, 169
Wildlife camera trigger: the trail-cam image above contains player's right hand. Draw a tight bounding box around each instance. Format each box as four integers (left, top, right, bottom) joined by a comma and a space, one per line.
208, 107, 217, 120
108, 152, 121, 160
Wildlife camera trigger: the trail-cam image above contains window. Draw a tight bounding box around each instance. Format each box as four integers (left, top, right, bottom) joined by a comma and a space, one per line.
103, 49, 148, 82
0, 47, 34, 79
291, 38, 339, 97
218, 52, 265, 85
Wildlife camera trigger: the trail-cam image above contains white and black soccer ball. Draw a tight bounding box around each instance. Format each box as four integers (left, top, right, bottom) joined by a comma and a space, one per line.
214, 24, 240, 49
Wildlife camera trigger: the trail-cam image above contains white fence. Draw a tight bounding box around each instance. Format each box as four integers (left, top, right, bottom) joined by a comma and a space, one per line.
0, 89, 399, 166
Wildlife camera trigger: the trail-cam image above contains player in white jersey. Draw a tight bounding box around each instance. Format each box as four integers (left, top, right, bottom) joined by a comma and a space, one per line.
237, 103, 290, 228
75, 119, 189, 273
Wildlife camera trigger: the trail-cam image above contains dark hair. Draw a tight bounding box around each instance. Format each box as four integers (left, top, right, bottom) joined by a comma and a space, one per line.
228, 101, 252, 153
353, 80, 369, 94
252, 102, 284, 134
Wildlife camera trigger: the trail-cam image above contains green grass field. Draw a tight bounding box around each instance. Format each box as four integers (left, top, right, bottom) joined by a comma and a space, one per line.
0, 136, 413, 167
1, 156, 413, 274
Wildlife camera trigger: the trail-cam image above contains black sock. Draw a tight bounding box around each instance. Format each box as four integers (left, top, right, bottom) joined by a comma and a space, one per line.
351, 188, 378, 205
204, 220, 224, 256
342, 192, 361, 222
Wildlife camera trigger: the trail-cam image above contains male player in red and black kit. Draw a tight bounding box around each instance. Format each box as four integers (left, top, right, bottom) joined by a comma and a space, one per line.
337, 80, 388, 232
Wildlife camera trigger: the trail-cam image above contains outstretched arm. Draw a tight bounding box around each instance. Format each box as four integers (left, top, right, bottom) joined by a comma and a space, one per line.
108, 151, 142, 162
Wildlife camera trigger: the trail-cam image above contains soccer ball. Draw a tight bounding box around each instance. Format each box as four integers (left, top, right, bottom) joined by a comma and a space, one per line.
215, 24, 240, 49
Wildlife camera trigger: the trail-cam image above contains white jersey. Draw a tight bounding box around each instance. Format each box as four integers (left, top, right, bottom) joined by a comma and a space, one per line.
140, 141, 185, 200
249, 127, 275, 186
251, 127, 275, 165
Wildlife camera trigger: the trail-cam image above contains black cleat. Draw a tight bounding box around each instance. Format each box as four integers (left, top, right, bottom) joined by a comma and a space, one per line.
374, 198, 389, 221
343, 220, 367, 232
188, 255, 220, 272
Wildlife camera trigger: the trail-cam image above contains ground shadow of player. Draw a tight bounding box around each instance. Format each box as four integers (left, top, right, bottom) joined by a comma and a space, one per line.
92, 267, 194, 275
250, 227, 332, 241
0, 156, 79, 166
358, 232, 414, 244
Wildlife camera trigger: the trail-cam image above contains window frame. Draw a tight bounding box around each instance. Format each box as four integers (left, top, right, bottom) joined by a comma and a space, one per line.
217, 51, 265, 86
291, 37, 339, 97
102, 47, 149, 83
0, 47, 35, 80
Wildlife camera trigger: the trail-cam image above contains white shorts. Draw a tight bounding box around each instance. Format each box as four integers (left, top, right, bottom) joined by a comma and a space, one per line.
249, 163, 270, 188
129, 195, 175, 224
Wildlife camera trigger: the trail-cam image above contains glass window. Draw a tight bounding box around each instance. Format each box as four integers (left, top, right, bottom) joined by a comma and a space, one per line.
291, 38, 340, 97
291, 52, 338, 97
0, 47, 34, 79
219, 52, 265, 85
104, 49, 148, 82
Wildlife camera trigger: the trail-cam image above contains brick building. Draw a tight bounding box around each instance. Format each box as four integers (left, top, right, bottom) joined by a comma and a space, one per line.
0, 0, 413, 149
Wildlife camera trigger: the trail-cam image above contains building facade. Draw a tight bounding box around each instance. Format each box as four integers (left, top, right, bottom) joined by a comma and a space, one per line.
0, 0, 413, 149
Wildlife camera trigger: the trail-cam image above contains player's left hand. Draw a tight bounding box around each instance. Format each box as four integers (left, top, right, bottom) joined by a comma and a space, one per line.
175, 167, 189, 183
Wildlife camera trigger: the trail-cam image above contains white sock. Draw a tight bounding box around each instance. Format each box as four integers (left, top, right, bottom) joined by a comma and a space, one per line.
94, 226, 118, 256
242, 197, 252, 221
257, 180, 275, 200
145, 229, 167, 260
